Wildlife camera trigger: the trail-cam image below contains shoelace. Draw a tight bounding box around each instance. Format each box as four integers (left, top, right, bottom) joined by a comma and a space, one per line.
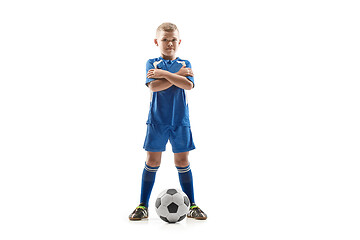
190, 206, 205, 216
132, 206, 147, 215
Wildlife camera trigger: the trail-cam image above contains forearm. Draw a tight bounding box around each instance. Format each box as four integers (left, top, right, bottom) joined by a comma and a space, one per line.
148, 79, 173, 92
163, 72, 193, 90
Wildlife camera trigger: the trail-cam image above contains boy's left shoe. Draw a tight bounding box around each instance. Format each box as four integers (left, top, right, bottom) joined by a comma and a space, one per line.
187, 205, 207, 220
129, 205, 148, 221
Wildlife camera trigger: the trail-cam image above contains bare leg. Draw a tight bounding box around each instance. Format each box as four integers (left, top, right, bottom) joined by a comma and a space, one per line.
146, 151, 162, 167
174, 151, 189, 167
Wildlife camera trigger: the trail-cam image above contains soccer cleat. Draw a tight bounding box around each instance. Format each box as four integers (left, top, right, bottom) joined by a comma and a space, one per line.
129, 204, 148, 221
187, 205, 207, 220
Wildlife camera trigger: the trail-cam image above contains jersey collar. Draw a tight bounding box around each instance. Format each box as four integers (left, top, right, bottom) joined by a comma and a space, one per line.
159, 56, 179, 64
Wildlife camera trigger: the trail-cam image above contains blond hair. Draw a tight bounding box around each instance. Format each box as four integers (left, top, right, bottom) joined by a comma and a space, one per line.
156, 22, 179, 37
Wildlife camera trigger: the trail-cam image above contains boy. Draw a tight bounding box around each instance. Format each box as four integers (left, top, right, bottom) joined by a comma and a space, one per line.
129, 22, 207, 221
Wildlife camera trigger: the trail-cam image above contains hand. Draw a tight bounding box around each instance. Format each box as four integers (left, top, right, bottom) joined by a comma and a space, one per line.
176, 66, 194, 77
147, 69, 167, 79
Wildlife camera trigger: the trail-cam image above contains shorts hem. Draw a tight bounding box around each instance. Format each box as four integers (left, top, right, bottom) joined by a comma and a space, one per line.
143, 146, 166, 152
172, 146, 196, 154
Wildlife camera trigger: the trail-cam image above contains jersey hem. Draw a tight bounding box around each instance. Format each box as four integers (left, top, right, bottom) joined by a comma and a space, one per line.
146, 122, 191, 127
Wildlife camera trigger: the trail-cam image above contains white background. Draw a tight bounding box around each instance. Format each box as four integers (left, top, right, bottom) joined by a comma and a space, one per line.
1, 0, 359, 239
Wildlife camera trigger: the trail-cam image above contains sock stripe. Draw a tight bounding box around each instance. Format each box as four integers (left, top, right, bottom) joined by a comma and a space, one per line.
176, 165, 191, 173
144, 163, 159, 173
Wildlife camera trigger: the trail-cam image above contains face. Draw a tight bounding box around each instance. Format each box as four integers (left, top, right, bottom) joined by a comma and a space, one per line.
154, 30, 181, 60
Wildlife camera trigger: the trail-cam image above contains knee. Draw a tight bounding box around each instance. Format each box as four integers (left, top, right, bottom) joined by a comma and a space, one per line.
174, 158, 189, 168
146, 152, 161, 167
146, 158, 161, 167
174, 152, 189, 167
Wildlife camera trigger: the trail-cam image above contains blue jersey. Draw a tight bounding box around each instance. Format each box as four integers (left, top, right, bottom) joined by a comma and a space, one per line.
145, 57, 195, 126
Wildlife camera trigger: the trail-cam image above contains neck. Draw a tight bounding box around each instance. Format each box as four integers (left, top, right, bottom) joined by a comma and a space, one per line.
161, 54, 177, 60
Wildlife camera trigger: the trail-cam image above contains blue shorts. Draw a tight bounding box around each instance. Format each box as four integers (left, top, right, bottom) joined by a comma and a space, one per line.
143, 124, 195, 153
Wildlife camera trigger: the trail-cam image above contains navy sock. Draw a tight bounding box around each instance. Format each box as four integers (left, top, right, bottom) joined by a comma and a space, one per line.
176, 165, 195, 204
140, 163, 159, 207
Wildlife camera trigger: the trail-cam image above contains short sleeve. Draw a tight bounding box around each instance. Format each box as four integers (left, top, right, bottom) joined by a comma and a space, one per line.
145, 60, 156, 87
185, 60, 195, 88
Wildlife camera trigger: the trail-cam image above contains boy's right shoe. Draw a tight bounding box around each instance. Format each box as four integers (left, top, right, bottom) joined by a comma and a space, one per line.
129, 204, 148, 221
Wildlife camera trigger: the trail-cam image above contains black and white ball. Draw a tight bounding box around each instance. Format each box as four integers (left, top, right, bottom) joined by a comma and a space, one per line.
155, 188, 190, 223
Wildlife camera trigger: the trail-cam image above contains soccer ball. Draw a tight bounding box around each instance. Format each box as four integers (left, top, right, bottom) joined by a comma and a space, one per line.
155, 188, 190, 223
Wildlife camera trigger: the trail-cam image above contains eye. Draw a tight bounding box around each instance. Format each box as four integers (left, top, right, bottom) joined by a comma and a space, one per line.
172, 39, 178, 42
161, 39, 167, 41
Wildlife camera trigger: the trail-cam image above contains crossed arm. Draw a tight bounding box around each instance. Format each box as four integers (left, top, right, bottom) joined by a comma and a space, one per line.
147, 66, 194, 92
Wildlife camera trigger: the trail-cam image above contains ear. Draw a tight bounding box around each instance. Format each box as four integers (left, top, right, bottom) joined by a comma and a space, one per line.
154, 39, 158, 46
